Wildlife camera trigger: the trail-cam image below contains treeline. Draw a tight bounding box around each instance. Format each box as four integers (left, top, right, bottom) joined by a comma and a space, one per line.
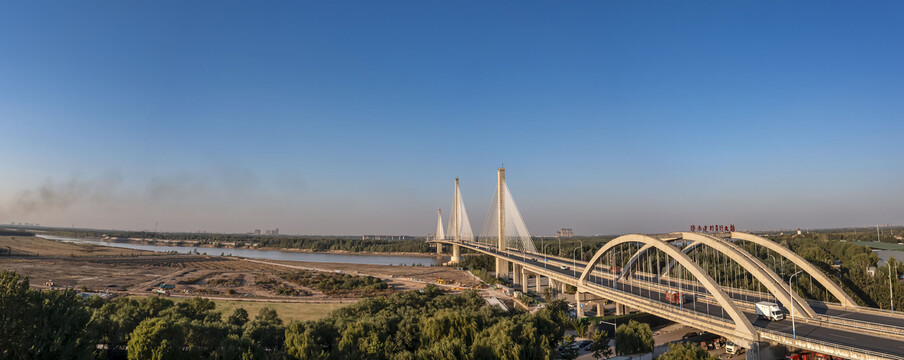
278, 271, 390, 297
285, 287, 569, 359
530, 236, 616, 261
46, 229, 430, 253
0, 229, 35, 236
763, 227, 904, 244
765, 234, 904, 310
0, 270, 577, 360
658, 233, 904, 311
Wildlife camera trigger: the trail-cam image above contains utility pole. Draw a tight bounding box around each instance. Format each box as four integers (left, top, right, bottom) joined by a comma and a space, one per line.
790, 270, 803, 339
890, 259, 896, 312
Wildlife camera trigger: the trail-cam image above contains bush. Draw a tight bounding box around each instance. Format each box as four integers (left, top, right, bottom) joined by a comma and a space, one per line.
614, 320, 654, 355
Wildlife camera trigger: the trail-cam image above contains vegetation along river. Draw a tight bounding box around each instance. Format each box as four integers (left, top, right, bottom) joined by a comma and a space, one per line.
37, 234, 444, 266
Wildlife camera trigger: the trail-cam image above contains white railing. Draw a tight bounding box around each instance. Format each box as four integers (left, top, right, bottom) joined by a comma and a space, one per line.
758, 328, 904, 360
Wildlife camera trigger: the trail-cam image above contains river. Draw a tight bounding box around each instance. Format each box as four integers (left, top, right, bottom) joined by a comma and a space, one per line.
37, 234, 445, 266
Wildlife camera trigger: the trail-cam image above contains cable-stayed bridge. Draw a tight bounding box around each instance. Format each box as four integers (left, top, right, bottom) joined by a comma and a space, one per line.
428, 168, 904, 360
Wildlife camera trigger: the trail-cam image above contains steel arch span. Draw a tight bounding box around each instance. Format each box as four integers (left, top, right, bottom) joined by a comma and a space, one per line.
731, 231, 857, 307
578, 234, 758, 341
678, 232, 816, 317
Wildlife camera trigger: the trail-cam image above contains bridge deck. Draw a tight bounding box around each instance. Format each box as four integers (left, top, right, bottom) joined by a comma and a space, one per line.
435, 240, 904, 360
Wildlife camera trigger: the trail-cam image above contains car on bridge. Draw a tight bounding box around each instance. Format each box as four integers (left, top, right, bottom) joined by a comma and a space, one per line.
755, 301, 784, 321
559, 265, 569, 270
666, 290, 686, 304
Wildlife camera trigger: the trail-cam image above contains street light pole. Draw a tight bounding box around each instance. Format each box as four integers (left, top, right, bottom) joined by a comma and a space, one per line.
544, 244, 552, 269
573, 240, 584, 279
597, 319, 618, 356
890, 260, 896, 312
573, 248, 579, 278
789, 270, 803, 339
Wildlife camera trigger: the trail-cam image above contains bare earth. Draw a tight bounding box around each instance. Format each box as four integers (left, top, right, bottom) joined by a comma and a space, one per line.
0, 236, 479, 300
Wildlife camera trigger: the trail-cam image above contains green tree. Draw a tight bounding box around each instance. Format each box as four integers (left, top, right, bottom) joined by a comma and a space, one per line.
215, 334, 264, 360
127, 317, 187, 360
614, 320, 654, 355
0, 271, 92, 360
659, 342, 718, 360
588, 329, 613, 359
244, 307, 285, 351
227, 307, 250, 327
569, 317, 590, 338
285, 320, 337, 360
0, 270, 33, 359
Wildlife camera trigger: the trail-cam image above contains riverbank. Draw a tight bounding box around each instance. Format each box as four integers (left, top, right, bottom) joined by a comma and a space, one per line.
36, 234, 443, 266
46, 234, 436, 257
1, 236, 477, 299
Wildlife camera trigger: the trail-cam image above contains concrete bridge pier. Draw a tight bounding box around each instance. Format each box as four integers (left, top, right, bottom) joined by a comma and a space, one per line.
595, 301, 605, 316
521, 269, 529, 293
745, 341, 761, 360
615, 303, 628, 315
535, 275, 544, 293
512, 263, 522, 287
548, 279, 560, 298
436, 243, 443, 254
495, 258, 509, 280
450, 244, 461, 263
575, 290, 585, 318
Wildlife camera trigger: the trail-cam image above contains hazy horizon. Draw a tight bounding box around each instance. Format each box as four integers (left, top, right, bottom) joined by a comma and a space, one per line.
2, 1, 903, 236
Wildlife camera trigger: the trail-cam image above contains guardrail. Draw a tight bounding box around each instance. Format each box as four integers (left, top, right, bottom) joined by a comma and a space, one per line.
808, 315, 904, 340
757, 328, 904, 360
581, 281, 734, 326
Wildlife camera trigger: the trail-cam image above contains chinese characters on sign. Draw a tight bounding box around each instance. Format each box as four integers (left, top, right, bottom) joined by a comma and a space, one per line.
690, 224, 735, 233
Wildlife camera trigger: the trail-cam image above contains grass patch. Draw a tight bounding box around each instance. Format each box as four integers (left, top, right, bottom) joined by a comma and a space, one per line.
130, 296, 351, 322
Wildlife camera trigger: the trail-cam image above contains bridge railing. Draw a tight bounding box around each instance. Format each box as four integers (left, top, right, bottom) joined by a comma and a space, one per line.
581, 281, 734, 325
758, 328, 904, 360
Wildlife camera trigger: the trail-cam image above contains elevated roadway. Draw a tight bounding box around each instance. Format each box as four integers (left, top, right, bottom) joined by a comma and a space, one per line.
432, 238, 904, 360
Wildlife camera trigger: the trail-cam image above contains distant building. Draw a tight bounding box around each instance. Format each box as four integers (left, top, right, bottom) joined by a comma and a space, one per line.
254, 229, 261, 235
362, 235, 414, 241
556, 228, 574, 238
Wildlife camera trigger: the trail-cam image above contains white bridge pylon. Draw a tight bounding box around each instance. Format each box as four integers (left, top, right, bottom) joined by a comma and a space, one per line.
444, 178, 473, 242
479, 173, 538, 254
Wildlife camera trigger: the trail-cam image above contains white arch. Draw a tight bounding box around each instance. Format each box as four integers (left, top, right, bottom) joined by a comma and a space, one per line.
578, 234, 757, 339
680, 232, 815, 318
731, 232, 857, 307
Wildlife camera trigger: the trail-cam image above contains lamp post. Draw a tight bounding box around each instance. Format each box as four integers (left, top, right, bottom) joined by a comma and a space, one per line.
597, 319, 618, 356
544, 244, 553, 269
573, 248, 580, 278
890, 259, 896, 312
789, 270, 803, 339
573, 240, 584, 278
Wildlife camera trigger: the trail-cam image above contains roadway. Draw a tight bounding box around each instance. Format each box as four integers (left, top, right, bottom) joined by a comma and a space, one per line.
497, 242, 904, 333
439, 240, 904, 359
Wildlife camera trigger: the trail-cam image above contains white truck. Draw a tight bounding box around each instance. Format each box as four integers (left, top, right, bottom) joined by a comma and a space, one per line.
755, 301, 784, 321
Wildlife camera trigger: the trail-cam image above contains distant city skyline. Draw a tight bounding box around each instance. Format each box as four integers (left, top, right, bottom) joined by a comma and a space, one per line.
1, 1, 903, 235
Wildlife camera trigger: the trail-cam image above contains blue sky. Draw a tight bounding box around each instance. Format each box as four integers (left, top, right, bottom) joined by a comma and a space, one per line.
1, 1, 902, 235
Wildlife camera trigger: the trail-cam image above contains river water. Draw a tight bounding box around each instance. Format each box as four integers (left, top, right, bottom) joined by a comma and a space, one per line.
37, 234, 444, 266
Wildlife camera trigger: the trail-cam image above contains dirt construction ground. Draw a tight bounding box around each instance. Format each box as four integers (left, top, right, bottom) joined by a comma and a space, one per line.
0, 236, 480, 301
